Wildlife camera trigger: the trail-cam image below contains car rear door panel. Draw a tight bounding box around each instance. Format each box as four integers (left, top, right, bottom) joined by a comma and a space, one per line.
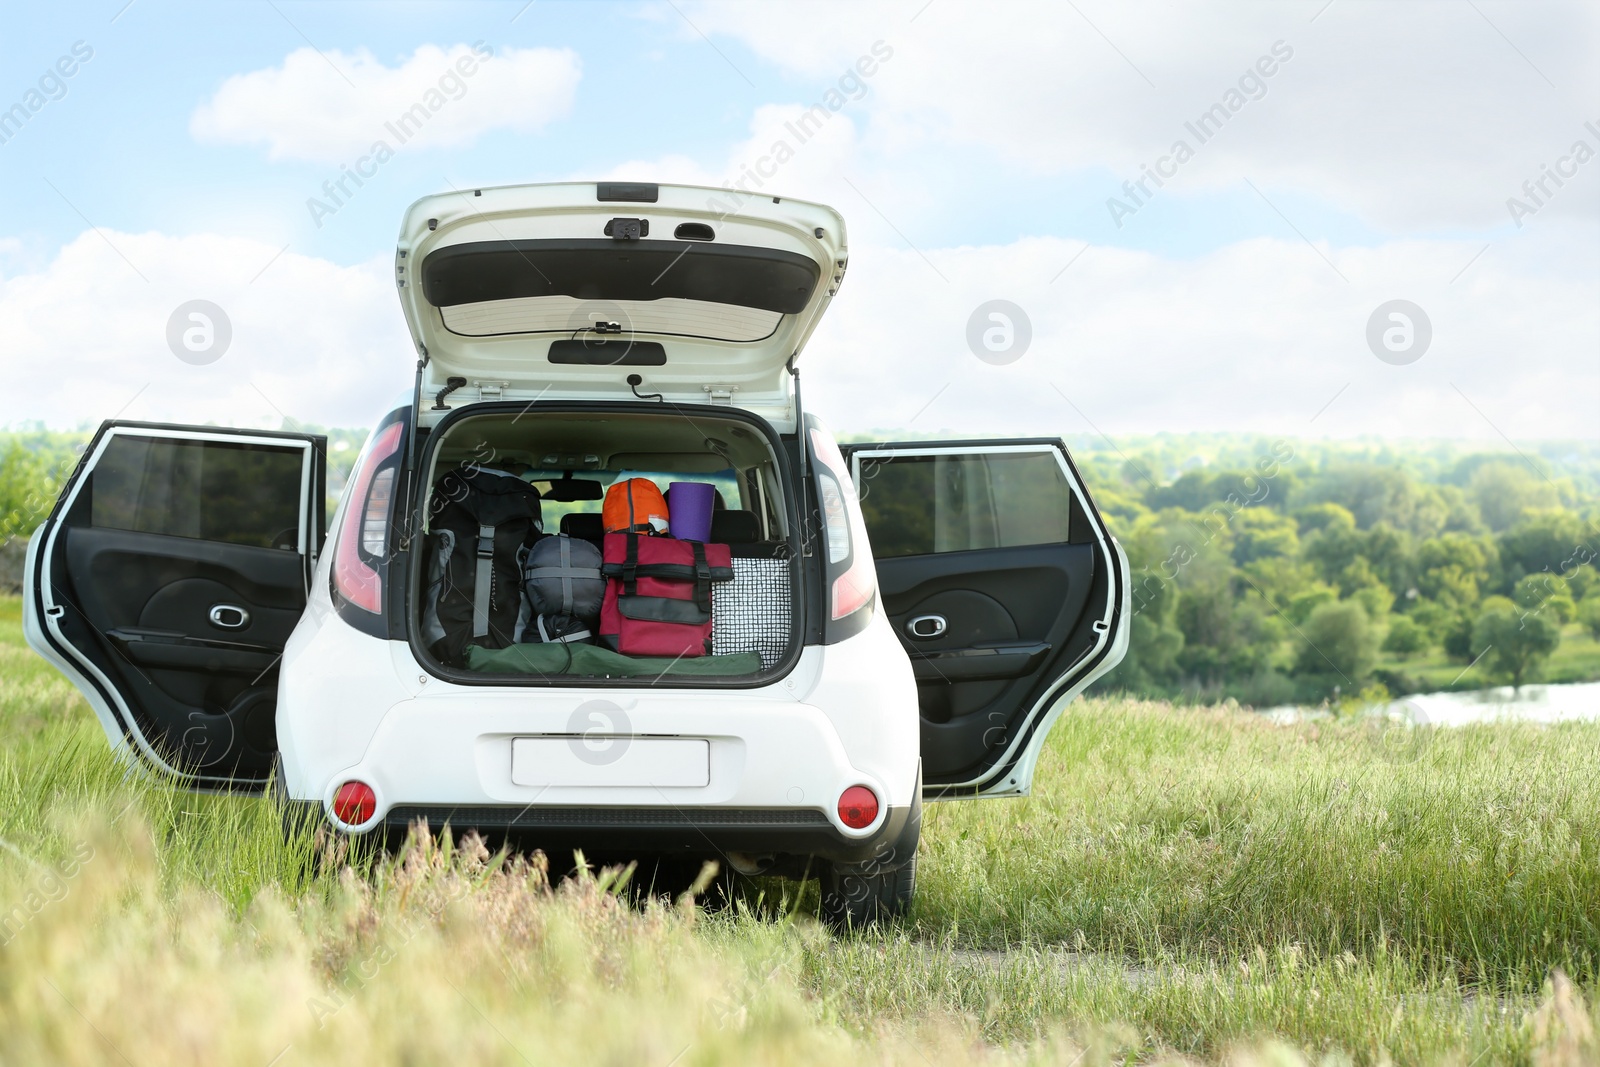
65, 527, 307, 650
844, 440, 1126, 798
27, 423, 324, 791
877, 543, 1096, 779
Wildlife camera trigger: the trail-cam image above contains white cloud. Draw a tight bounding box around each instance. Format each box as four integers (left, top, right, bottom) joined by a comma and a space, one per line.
5, 226, 1591, 444
191, 43, 580, 163
576, 48, 1597, 442
0, 237, 25, 275
800, 230, 1600, 442
0, 231, 410, 430
594, 2, 1598, 444
594, 102, 862, 203
683, 0, 1600, 232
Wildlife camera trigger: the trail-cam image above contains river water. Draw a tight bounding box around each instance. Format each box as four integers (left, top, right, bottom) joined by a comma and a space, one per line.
1263, 680, 1600, 727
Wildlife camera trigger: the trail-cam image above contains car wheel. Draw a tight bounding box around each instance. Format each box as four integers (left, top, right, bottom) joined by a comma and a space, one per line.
819, 853, 916, 929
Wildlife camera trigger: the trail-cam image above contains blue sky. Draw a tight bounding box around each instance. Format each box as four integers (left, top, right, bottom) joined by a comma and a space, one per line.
3, 4, 764, 257
1, 1, 1595, 439
3, 1, 1396, 261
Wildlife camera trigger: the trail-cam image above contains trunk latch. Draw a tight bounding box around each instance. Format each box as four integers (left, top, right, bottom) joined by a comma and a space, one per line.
604, 218, 648, 241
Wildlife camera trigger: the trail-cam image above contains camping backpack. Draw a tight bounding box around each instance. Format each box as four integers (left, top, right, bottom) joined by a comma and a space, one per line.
598, 533, 733, 657
421, 466, 544, 664
522, 533, 605, 645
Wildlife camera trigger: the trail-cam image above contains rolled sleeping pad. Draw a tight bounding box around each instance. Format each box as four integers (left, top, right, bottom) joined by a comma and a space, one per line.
666, 481, 716, 543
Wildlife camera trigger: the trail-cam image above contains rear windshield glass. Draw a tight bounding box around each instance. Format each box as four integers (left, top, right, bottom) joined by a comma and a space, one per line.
421, 240, 819, 343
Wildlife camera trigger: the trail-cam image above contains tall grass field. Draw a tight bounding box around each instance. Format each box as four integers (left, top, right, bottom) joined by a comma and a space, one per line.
1, 593, 1598, 1065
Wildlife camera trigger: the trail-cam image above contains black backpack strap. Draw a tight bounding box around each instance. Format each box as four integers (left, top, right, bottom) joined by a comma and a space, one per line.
622, 533, 639, 596
473, 523, 496, 638
558, 534, 573, 616
691, 541, 712, 614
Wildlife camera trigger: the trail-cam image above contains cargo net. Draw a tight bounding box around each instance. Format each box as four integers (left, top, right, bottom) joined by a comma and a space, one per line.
711, 558, 791, 667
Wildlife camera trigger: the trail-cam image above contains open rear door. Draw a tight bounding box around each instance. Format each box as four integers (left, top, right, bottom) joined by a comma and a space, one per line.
24, 423, 325, 792
843, 440, 1128, 798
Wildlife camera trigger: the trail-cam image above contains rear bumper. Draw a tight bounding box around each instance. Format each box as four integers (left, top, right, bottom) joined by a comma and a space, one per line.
388, 800, 915, 867
280, 797, 917, 868
278, 602, 922, 869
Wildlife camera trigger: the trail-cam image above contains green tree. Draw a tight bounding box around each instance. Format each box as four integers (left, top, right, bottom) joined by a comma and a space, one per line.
1296, 600, 1379, 685
1177, 586, 1282, 685
1145, 470, 1222, 512
1567, 563, 1597, 602
1435, 484, 1488, 535
1288, 582, 1339, 625
1241, 556, 1319, 618
1470, 462, 1558, 531
1301, 506, 1364, 584
1337, 555, 1386, 598
1497, 510, 1593, 589
1230, 507, 1299, 564
1382, 614, 1428, 655
1441, 606, 1480, 661
1579, 596, 1600, 641
1471, 596, 1561, 687
1360, 522, 1415, 595
1092, 483, 1151, 530
1408, 598, 1453, 644
0, 440, 52, 541
1081, 435, 1600, 701
1120, 611, 1185, 691
1301, 463, 1441, 534
1512, 573, 1576, 625
1169, 536, 1284, 686
1415, 532, 1495, 608
1296, 502, 1357, 535
1118, 515, 1187, 690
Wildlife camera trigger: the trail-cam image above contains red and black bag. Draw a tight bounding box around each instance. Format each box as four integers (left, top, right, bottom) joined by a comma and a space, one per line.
599, 533, 733, 657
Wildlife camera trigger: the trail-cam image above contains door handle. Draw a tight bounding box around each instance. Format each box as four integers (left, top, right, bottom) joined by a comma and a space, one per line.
208, 604, 251, 630
905, 614, 947, 640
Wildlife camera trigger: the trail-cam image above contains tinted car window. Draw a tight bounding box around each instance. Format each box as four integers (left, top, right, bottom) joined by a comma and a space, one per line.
89, 436, 304, 549
855, 451, 1072, 558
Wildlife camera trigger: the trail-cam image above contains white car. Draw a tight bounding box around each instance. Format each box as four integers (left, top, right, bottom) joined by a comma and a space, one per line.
24, 181, 1128, 925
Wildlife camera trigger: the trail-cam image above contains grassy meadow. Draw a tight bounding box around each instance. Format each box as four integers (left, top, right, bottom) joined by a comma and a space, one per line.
3, 593, 1600, 1065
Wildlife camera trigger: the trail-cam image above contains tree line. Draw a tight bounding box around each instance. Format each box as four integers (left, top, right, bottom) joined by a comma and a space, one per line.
1071, 435, 1600, 704
5, 426, 1598, 706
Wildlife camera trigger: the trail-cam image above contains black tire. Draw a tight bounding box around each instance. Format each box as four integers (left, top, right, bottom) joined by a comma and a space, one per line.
819, 853, 916, 930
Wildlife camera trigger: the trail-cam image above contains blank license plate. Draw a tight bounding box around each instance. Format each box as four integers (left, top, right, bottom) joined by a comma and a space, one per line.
510, 737, 709, 788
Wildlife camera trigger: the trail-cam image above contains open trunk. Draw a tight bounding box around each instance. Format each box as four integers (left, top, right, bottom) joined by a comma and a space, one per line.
408, 403, 804, 687
395, 181, 848, 429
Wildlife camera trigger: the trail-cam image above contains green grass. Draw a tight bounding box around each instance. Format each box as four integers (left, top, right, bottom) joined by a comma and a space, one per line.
2, 594, 1600, 1065
916, 700, 1600, 984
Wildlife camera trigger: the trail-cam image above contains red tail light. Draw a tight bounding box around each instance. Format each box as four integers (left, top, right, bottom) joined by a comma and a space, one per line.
333, 422, 404, 614
332, 780, 376, 825
831, 556, 876, 620
837, 785, 879, 829
809, 427, 877, 625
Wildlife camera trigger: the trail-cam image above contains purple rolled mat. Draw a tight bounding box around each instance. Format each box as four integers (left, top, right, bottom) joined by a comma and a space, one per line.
666, 481, 716, 542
